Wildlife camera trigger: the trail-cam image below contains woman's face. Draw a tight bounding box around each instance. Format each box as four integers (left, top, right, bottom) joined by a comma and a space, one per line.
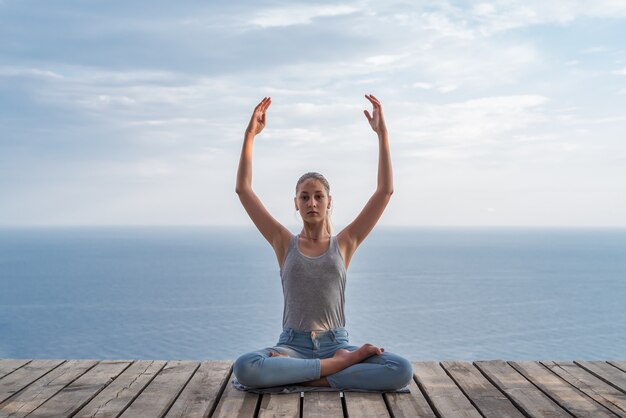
295, 179, 331, 222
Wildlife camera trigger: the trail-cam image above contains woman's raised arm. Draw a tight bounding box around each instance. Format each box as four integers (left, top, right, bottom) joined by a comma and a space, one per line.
338, 94, 394, 260
235, 98, 291, 260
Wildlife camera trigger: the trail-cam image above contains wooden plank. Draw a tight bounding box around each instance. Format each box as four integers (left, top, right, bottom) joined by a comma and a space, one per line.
302, 392, 343, 418
384, 375, 436, 418
441, 361, 524, 418
412, 361, 482, 417
165, 360, 232, 418
0, 361, 31, 380
74, 360, 167, 418
343, 391, 390, 417
119, 360, 199, 418
211, 374, 259, 418
510, 361, 616, 417
542, 361, 626, 417
576, 361, 626, 393
0, 360, 64, 404
28, 360, 131, 418
0, 360, 97, 418
474, 360, 570, 417
609, 361, 626, 374
258, 392, 299, 418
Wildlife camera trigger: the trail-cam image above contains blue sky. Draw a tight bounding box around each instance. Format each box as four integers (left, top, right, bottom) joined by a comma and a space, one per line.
1, 0, 625, 227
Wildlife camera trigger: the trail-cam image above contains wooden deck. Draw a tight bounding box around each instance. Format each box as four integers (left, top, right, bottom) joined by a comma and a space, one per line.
0, 359, 625, 417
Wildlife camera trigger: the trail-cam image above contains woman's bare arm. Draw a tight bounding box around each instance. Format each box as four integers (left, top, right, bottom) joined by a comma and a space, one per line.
236, 98, 291, 254
338, 94, 393, 257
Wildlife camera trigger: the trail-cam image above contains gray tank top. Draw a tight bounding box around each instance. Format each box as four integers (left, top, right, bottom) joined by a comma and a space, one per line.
280, 234, 347, 332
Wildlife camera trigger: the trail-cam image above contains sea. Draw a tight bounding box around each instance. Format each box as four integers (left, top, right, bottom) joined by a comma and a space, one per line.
1, 226, 625, 361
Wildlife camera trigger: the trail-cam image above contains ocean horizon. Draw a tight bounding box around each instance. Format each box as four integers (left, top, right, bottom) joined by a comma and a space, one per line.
1, 226, 625, 361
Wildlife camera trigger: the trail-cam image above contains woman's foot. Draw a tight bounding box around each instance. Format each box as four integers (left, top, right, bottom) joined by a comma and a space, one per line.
319, 344, 384, 377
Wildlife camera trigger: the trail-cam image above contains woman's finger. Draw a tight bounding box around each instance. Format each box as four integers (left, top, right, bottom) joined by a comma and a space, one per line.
261, 97, 272, 113
363, 109, 372, 122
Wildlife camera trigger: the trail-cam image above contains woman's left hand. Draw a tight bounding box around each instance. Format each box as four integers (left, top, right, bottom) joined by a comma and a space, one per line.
363, 94, 387, 136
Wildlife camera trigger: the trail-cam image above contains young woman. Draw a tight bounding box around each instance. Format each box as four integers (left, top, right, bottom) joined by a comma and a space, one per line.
233, 95, 413, 390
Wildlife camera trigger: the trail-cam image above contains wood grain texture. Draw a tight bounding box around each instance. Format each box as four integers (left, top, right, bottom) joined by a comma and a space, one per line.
542, 361, 626, 417
119, 360, 198, 418
211, 374, 259, 418
576, 361, 626, 393
302, 391, 343, 418
384, 375, 436, 418
0, 360, 97, 418
165, 360, 232, 418
343, 392, 390, 417
258, 392, 299, 418
28, 360, 131, 418
412, 361, 482, 417
0, 360, 64, 404
74, 360, 167, 418
441, 361, 524, 418
474, 360, 571, 418
0, 361, 31, 381
510, 361, 616, 418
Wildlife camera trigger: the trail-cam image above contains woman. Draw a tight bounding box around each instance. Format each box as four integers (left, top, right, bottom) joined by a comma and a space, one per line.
233, 95, 413, 390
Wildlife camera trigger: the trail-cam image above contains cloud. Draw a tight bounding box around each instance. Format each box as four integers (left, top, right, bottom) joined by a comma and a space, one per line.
249, 4, 359, 28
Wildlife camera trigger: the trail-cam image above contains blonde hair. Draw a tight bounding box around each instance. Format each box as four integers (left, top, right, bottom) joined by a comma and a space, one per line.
295, 172, 334, 236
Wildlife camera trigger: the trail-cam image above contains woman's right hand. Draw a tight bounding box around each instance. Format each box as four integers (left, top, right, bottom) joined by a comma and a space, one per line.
245, 97, 271, 136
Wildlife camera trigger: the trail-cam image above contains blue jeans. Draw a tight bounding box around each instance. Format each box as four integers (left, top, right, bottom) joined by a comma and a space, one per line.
233, 327, 413, 390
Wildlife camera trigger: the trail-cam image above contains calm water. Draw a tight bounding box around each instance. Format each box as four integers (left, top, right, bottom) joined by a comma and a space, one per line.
1, 226, 625, 361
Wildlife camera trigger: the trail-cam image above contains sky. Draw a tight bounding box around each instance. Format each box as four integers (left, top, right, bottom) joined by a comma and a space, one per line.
1, 0, 625, 227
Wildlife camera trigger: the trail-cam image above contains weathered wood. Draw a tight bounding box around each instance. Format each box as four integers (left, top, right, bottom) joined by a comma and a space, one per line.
576, 361, 626, 393
384, 375, 436, 418
412, 361, 482, 417
542, 361, 626, 417
302, 391, 343, 418
74, 360, 167, 418
0, 361, 30, 380
610, 361, 626, 374
1, 358, 625, 417
28, 360, 131, 418
510, 361, 616, 417
343, 391, 390, 417
165, 360, 232, 418
441, 361, 524, 418
119, 360, 199, 418
0, 360, 64, 404
258, 392, 299, 418
211, 375, 259, 418
0, 360, 97, 418
474, 360, 570, 417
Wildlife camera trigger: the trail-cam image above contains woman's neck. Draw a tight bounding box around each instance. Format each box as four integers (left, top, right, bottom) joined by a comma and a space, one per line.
299, 225, 329, 240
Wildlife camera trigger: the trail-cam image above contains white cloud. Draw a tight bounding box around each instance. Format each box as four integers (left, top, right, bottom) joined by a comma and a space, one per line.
412, 82, 433, 89
365, 54, 409, 66
250, 4, 359, 28
613, 68, 626, 75
0, 67, 64, 79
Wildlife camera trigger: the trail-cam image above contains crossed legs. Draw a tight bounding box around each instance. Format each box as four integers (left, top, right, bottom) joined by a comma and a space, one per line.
269, 343, 385, 386
234, 342, 413, 390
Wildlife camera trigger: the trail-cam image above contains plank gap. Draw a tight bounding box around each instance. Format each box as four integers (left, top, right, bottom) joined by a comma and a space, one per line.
574, 361, 626, 395
113, 361, 168, 418
160, 361, 202, 418
411, 372, 441, 418
206, 363, 233, 418
471, 361, 532, 418
439, 362, 487, 418
340, 391, 348, 418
